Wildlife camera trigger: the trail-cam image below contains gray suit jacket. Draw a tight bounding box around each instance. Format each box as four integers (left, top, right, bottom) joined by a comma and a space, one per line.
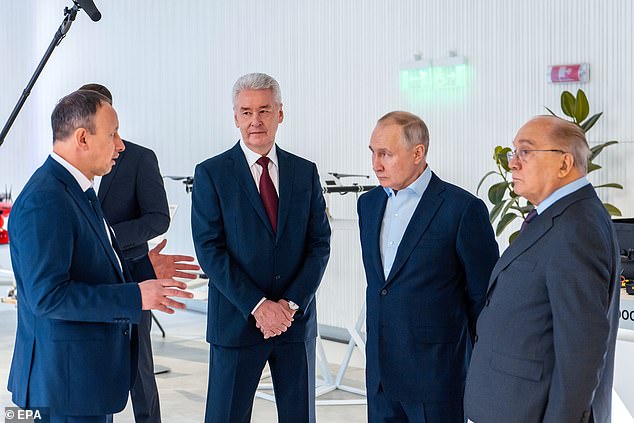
464, 184, 620, 423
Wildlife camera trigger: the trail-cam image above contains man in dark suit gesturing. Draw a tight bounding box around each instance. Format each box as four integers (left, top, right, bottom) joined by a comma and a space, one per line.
7, 90, 192, 423
464, 116, 620, 423
191, 73, 331, 423
357, 111, 499, 422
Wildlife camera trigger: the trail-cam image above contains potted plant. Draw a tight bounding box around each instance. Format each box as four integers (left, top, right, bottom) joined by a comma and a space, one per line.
477, 89, 623, 243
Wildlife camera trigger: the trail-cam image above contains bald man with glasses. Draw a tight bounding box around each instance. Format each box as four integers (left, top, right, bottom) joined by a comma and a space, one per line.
464, 116, 620, 423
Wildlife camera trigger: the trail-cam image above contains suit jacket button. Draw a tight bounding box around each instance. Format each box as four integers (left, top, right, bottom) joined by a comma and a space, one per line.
124, 329, 129, 336
274, 274, 281, 280
380, 289, 388, 296
485, 298, 490, 306
474, 335, 478, 343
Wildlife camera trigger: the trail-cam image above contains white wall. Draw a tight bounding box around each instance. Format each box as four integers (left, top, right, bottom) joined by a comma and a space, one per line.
1, 0, 633, 332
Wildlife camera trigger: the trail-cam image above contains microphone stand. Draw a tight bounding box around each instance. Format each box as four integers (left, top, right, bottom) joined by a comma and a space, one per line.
0, 3, 81, 147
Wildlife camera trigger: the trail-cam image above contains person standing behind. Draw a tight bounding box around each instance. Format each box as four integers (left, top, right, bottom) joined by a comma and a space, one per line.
357, 111, 499, 422
464, 116, 620, 423
79, 83, 199, 423
7, 89, 192, 423
191, 73, 331, 423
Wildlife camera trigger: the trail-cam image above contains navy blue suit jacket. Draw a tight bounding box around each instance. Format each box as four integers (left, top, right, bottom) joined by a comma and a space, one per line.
358, 173, 499, 403
8, 157, 146, 415
191, 142, 331, 347
99, 140, 170, 260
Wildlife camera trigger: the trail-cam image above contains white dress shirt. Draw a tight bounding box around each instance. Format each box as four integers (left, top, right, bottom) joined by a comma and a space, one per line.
239, 140, 279, 194
239, 141, 280, 314
50, 152, 122, 271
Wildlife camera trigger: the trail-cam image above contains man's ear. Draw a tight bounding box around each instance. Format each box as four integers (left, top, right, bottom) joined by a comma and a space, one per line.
278, 105, 284, 124
74, 127, 89, 151
558, 153, 575, 177
414, 144, 426, 164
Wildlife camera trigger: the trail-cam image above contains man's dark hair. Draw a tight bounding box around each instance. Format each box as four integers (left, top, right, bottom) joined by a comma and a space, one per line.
78, 83, 113, 102
51, 90, 111, 142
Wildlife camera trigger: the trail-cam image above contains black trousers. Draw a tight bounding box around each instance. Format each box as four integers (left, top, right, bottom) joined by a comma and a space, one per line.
130, 310, 161, 423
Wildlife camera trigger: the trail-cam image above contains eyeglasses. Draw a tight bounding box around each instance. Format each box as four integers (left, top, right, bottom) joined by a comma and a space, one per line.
506, 148, 567, 163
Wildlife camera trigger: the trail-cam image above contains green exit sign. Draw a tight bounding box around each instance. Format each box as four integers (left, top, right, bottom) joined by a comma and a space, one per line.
400, 64, 468, 91
432, 64, 467, 88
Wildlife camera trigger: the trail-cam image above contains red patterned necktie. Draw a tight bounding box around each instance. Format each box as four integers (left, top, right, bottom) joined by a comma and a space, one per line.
256, 156, 278, 233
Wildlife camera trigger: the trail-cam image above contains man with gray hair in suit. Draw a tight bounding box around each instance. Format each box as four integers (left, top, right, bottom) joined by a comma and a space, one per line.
464, 115, 620, 423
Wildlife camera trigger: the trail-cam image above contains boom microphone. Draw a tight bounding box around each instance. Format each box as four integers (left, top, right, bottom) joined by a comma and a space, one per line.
74, 0, 101, 22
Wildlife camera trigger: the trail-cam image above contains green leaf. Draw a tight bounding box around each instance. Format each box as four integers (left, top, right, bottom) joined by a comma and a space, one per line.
561, 91, 576, 118
574, 89, 590, 123
489, 201, 506, 223
594, 183, 623, 189
544, 106, 558, 117
476, 170, 499, 195
604, 203, 622, 216
496, 213, 519, 236
508, 230, 520, 244
587, 162, 602, 173
589, 140, 618, 161
488, 182, 508, 204
495, 147, 512, 172
581, 112, 603, 133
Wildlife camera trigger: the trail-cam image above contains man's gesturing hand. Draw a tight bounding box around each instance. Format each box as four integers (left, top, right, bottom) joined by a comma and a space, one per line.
148, 239, 200, 279
139, 279, 193, 314
253, 299, 294, 339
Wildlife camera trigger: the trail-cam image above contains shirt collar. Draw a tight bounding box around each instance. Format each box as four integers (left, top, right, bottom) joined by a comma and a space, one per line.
535, 176, 590, 215
382, 165, 432, 198
240, 140, 278, 169
50, 152, 93, 192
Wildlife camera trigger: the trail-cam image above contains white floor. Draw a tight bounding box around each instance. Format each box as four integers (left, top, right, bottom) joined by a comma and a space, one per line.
1, 300, 633, 422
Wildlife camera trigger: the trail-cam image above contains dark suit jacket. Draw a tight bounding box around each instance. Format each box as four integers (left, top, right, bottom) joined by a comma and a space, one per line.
7, 157, 148, 415
464, 184, 620, 423
99, 140, 170, 260
358, 173, 499, 403
191, 142, 331, 347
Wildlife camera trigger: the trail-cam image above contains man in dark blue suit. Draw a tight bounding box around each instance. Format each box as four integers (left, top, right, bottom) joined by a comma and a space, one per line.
192, 73, 331, 423
79, 83, 198, 423
7, 90, 192, 423
357, 111, 499, 422
464, 117, 620, 423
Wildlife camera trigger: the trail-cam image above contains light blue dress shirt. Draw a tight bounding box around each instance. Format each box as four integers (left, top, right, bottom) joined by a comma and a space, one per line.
380, 165, 432, 279
535, 176, 590, 216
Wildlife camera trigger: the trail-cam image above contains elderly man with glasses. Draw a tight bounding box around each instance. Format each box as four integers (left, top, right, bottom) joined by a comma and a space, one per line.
464, 115, 621, 423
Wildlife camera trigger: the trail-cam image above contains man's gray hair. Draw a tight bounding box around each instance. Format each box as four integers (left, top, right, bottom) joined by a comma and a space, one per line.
377, 111, 430, 154
232, 73, 282, 107
536, 115, 591, 174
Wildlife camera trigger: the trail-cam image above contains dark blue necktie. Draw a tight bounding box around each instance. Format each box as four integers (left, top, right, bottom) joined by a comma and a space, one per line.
520, 208, 538, 233
85, 187, 106, 223
86, 187, 124, 271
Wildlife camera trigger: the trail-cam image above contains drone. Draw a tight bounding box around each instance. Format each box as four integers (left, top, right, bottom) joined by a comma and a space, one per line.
163, 176, 193, 193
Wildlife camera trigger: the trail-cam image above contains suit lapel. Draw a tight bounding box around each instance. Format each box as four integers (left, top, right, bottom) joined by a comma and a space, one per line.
47, 158, 125, 282
365, 189, 388, 285
276, 147, 294, 241
385, 174, 444, 285
486, 184, 597, 293
486, 216, 553, 293
228, 143, 275, 237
